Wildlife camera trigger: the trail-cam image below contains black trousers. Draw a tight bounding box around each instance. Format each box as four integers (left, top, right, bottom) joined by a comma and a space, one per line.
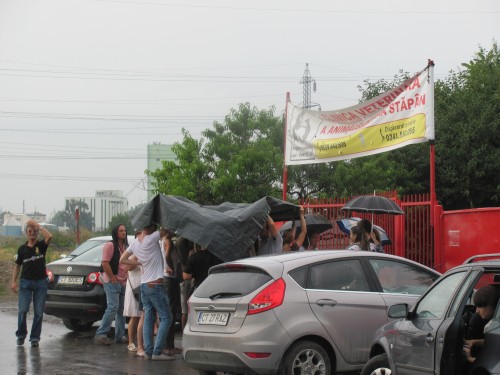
163, 277, 181, 349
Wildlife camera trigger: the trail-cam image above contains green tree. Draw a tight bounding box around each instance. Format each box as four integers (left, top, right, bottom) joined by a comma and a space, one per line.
149, 103, 284, 204
107, 213, 133, 235
148, 129, 214, 203
435, 42, 500, 209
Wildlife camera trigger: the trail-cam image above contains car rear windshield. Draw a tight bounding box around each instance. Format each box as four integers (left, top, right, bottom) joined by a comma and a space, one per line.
69, 240, 107, 257
194, 267, 272, 299
72, 244, 105, 263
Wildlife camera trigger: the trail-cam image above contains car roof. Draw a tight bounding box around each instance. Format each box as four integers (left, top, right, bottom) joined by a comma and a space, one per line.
82, 235, 135, 241
211, 250, 440, 277
445, 260, 500, 273
462, 253, 500, 264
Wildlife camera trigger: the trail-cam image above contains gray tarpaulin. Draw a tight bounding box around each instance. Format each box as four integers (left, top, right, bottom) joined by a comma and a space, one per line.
131, 194, 299, 262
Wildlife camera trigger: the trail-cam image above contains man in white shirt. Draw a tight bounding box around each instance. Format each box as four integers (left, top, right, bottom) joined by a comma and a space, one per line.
120, 224, 174, 361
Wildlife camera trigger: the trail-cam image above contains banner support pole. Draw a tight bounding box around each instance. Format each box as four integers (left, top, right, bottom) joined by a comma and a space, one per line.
283, 92, 290, 201
427, 59, 436, 226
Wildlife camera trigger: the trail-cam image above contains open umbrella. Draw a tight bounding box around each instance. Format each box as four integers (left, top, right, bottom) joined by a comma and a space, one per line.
336, 217, 391, 245
280, 213, 333, 234
341, 195, 404, 215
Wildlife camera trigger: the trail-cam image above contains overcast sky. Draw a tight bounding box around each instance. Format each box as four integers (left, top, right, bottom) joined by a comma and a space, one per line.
0, 0, 498, 218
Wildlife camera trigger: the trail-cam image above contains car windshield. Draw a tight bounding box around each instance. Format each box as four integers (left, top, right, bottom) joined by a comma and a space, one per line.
71, 243, 105, 263
68, 239, 107, 257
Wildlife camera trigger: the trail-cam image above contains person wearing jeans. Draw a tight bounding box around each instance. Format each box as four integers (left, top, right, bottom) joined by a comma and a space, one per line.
95, 282, 126, 343
120, 224, 174, 361
11, 220, 52, 347
141, 282, 172, 358
94, 224, 129, 345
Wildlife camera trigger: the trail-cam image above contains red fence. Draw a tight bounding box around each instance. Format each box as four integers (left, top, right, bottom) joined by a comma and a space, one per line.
301, 193, 500, 273
300, 192, 435, 269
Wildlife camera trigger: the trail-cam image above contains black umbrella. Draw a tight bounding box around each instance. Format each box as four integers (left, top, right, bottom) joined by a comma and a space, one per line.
280, 213, 333, 234
341, 195, 404, 215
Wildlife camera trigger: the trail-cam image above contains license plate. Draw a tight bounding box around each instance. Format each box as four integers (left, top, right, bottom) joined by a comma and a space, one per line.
58, 276, 84, 285
197, 312, 229, 326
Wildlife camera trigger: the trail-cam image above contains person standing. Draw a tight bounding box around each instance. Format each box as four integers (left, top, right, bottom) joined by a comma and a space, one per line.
257, 216, 283, 255
283, 206, 307, 252
11, 220, 52, 347
94, 224, 129, 345
162, 232, 183, 356
357, 218, 384, 253
183, 246, 223, 293
347, 226, 370, 251
120, 224, 174, 361
123, 253, 142, 353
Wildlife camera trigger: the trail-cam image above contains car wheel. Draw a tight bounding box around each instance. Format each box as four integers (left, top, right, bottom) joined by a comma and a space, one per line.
361, 354, 391, 375
62, 318, 94, 332
280, 340, 331, 375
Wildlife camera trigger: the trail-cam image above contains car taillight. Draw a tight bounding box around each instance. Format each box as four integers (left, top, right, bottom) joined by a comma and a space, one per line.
248, 278, 285, 315
87, 272, 103, 285
46, 269, 54, 283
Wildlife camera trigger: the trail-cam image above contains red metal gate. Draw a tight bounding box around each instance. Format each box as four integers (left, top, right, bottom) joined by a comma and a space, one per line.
300, 192, 435, 269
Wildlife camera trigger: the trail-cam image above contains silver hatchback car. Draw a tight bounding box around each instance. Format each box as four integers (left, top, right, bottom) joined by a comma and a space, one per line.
182, 250, 439, 375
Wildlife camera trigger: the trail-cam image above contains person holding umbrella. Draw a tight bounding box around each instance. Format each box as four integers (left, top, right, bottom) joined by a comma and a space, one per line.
282, 206, 307, 252
357, 219, 384, 253
257, 216, 283, 255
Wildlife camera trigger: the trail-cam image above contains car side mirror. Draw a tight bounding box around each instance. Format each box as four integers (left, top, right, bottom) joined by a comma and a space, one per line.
388, 303, 409, 319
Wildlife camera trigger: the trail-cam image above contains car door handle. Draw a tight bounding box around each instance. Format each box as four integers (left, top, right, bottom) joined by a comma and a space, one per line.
316, 299, 337, 307
425, 335, 434, 345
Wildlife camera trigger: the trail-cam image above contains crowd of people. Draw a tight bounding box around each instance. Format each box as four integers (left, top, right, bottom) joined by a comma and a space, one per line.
8, 213, 406, 358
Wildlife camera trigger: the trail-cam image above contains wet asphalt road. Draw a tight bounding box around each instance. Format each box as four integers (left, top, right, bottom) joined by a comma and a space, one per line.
0, 299, 198, 375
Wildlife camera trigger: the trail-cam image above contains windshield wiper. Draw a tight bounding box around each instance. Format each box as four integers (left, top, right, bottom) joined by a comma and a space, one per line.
209, 292, 242, 300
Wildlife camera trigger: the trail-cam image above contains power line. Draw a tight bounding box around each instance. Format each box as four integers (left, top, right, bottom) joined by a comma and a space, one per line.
80, 0, 500, 14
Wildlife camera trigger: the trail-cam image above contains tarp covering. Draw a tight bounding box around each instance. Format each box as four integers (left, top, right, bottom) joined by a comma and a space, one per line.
132, 194, 300, 262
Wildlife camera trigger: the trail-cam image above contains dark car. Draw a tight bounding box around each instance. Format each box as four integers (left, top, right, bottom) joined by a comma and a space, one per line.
183, 250, 440, 375
44, 236, 133, 331
362, 254, 500, 375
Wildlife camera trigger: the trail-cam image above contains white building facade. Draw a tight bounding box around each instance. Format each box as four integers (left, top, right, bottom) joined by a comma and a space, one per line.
65, 190, 128, 231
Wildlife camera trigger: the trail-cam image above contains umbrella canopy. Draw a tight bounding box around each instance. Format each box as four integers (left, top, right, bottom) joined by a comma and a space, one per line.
280, 214, 333, 234
131, 194, 300, 262
341, 195, 404, 215
336, 217, 391, 245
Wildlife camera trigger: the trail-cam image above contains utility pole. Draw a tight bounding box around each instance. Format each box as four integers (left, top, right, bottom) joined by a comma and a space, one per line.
299, 63, 321, 110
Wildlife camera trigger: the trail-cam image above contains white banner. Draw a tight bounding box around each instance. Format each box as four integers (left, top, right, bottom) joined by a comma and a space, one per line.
285, 66, 434, 165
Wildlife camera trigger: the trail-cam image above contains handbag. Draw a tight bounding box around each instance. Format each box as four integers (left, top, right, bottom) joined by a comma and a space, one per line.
128, 278, 141, 301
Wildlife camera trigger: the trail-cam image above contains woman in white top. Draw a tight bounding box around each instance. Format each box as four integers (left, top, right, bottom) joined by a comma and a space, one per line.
123, 254, 143, 354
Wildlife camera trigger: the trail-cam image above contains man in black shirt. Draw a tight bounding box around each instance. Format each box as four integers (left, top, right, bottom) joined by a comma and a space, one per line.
183, 247, 222, 292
